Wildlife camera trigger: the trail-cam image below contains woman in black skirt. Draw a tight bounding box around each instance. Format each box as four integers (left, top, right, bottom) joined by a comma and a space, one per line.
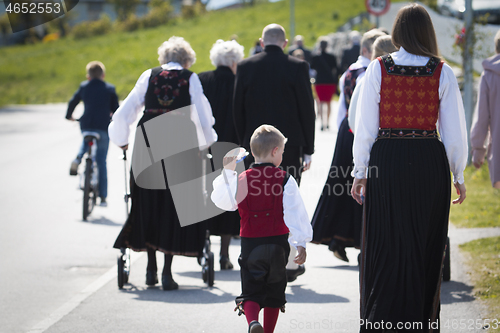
109, 36, 217, 290
199, 39, 245, 270
310, 30, 385, 262
352, 4, 467, 332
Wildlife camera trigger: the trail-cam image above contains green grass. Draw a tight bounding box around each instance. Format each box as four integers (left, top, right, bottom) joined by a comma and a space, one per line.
449, 164, 500, 228
0, 0, 367, 106
460, 237, 500, 320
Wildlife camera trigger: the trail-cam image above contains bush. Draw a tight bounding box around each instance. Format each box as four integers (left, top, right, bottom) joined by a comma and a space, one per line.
116, 14, 141, 32
72, 15, 112, 39
181, 2, 206, 20
141, 1, 174, 29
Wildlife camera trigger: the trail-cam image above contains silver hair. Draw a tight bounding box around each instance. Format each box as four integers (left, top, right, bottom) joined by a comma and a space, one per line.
157, 36, 196, 67
209, 39, 245, 67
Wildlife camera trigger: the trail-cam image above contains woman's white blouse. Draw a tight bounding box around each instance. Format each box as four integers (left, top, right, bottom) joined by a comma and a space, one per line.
352, 48, 468, 184
210, 168, 313, 249
337, 55, 372, 130
108, 62, 217, 150
347, 76, 365, 134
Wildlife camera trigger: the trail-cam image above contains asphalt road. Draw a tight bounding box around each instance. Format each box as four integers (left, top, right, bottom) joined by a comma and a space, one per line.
0, 103, 497, 333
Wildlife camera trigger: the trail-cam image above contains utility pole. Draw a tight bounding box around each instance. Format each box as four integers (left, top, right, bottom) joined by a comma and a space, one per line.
463, 0, 474, 163
290, 0, 295, 42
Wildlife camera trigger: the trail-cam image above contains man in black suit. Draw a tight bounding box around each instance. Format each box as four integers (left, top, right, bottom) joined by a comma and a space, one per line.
340, 31, 361, 75
233, 24, 315, 282
233, 23, 315, 185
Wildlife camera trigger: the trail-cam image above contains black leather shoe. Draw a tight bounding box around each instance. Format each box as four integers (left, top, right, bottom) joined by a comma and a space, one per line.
334, 246, 349, 263
328, 239, 339, 252
248, 320, 264, 333
146, 271, 158, 286
286, 265, 305, 282
220, 255, 234, 270
162, 275, 179, 291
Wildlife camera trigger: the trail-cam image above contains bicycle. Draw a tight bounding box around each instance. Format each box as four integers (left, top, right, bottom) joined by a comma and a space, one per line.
79, 131, 100, 221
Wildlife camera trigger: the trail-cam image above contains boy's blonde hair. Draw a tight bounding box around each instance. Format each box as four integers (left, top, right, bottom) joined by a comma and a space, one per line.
250, 125, 287, 158
86, 61, 105, 79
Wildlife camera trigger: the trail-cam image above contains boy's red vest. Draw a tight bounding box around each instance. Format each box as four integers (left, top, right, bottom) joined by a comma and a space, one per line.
378, 54, 444, 130
236, 164, 290, 238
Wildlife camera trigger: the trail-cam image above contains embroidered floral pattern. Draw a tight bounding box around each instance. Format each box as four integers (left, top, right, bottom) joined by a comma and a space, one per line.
380, 54, 440, 77
376, 128, 439, 140
150, 70, 190, 107
378, 55, 443, 130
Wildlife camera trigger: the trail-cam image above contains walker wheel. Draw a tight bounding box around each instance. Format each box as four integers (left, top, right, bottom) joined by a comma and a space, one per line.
117, 255, 125, 289
207, 251, 214, 287
202, 259, 208, 283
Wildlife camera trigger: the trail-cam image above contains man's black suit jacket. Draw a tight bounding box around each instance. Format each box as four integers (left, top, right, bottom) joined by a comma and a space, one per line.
233, 45, 315, 156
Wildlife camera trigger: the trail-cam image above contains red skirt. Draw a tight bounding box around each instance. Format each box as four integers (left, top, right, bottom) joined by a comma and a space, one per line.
314, 84, 336, 102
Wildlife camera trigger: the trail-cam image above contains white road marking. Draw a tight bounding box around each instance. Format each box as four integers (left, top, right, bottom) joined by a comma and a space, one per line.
27, 252, 144, 333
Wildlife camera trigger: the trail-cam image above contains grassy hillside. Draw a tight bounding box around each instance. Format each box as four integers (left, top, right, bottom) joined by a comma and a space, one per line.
0, 0, 367, 105
450, 164, 500, 228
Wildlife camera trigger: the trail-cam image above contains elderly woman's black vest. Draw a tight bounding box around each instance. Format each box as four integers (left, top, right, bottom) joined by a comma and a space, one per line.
144, 67, 192, 113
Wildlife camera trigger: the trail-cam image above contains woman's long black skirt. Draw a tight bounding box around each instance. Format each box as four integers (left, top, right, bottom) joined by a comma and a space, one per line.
360, 138, 451, 333
204, 158, 240, 236
311, 117, 363, 248
113, 113, 206, 257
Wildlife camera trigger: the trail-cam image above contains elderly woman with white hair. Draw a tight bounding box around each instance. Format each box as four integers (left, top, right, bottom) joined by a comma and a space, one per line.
198, 39, 244, 270
109, 36, 217, 290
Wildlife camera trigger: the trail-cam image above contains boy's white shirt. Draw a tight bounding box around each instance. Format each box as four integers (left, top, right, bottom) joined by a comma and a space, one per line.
211, 168, 313, 249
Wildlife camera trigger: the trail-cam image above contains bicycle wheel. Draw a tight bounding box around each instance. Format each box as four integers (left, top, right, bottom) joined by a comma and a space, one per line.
82, 159, 96, 220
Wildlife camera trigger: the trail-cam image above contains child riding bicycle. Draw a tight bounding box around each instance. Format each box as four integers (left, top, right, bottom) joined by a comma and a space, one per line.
66, 61, 119, 206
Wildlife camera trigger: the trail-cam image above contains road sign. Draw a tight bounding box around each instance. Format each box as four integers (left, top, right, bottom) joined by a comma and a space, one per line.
366, 0, 390, 16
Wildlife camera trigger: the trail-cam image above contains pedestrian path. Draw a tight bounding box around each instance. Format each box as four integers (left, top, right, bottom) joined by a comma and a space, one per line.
34, 101, 497, 333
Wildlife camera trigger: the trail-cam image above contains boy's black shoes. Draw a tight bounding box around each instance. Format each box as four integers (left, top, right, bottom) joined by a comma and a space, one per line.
286, 265, 305, 282
248, 320, 264, 333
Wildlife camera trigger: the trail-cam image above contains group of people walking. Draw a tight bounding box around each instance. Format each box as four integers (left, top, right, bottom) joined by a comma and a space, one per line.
66, 3, 490, 332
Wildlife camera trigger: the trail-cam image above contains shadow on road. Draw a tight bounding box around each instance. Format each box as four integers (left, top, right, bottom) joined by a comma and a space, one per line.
286, 285, 350, 304
441, 280, 476, 304
318, 265, 359, 271
80, 216, 123, 227
118, 283, 235, 304
177, 269, 241, 282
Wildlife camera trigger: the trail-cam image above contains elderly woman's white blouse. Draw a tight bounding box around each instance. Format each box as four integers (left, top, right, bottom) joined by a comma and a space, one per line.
108, 62, 217, 150
352, 48, 468, 184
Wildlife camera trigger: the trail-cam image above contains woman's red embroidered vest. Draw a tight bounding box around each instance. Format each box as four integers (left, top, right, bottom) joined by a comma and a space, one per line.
378, 54, 444, 130
236, 166, 290, 238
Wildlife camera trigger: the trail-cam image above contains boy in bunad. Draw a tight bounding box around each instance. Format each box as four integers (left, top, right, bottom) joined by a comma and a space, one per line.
211, 124, 313, 333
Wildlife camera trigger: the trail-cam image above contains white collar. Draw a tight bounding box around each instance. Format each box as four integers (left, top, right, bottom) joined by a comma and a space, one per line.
161, 62, 184, 70
390, 47, 431, 66
349, 55, 371, 71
